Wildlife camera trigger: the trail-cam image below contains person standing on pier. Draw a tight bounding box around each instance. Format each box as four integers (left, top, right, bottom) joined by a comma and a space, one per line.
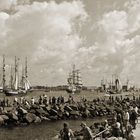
123, 110, 130, 128
31, 97, 35, 105
130, 108, 137, 129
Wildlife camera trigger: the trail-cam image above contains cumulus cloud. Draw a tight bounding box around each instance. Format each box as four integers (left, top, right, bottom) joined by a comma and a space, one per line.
0, 12, 9, 52
0, 0, 140, 87
71, 0, 140, 86
125, 0, 140, 33
0, 0, 87, 85
81, 0, 140, 86
0, 0, 17, 10
77, 10, 129, 84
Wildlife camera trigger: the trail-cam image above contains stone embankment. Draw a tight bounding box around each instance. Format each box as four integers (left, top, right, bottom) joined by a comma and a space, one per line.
0, 101, 113, 126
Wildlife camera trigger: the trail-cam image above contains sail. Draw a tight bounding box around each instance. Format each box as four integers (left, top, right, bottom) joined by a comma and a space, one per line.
67, 72, 73, 85
20, 77, 24, 89
24, 80, 28, 91
13, 57, 18, 90
67, 65, 83, 93
10, 76, 13, 89
25, 78, 30, 90
19, 58, 31, 92
0, 73, 3, 90
20, 76, 30, 91
75, 70, 82, 87
67, 77, 72, 84
14, 73, 18, 90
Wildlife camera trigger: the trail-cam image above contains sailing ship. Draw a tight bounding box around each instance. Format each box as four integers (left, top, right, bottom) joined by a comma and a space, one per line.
101, 78, 107, 91
18, 57, 31, 94
5, 56, 19, 96
66, 65, 83, 94
4, 57, 31, 96
122, 79, 129, 92
101, 75, 122, 94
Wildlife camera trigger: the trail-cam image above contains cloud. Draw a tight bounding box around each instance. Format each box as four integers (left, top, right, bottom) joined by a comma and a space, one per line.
85, 10, 129, 76
83, 0, 140, 86
1, 0, 140, 87
0, 0, 87, 85
0, 12, 9, 52
0, 0, 17, 10
125, 0, 140, 33
99, 11, 128, 40
75, 0, 140, 86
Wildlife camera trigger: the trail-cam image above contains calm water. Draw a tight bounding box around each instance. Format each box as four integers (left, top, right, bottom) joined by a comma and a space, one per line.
0, 119, 97, 140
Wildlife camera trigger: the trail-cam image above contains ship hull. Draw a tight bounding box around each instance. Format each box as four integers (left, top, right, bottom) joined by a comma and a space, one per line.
0, 90, 3, 93
0, 87, 3, 93
66, 88, 73, 93
18, 89, 27, 94
5, 90, 18, 96
66, 88, 81, 94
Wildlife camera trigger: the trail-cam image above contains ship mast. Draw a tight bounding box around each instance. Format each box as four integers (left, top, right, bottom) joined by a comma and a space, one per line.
72, 64, 75, 85
20, 65, 24, 89
76, 70, 79, 86
10, 65, 13, 89
76, 70, 82, 87
24, 57, 31, 90
111, 75, 113, 90
2, 55, 6, 91
25, 57, 28, 78
14, 56, 19, 90
14, 56, 16, 83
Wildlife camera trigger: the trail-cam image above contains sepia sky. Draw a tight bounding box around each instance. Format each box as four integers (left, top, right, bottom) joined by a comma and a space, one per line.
0, 0, 140, 86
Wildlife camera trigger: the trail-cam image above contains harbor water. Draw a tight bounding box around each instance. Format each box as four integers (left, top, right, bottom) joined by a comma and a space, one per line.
0, 119, 96, 140
0, 119, 140, 140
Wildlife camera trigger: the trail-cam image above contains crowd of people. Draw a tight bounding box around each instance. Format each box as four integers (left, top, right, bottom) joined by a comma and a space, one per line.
58, 94, 140, 140
59, 112, 137, 140
0, 93, 139, 140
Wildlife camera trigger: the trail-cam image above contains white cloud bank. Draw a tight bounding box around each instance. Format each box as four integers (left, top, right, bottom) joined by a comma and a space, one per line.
81, 0, 140, 86
0, 0, 140, 87
0, 0, 17, 10
0, 0, 87, 85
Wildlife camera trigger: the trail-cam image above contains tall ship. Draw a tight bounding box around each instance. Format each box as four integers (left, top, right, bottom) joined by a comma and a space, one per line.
122, 79, 129, 92
101, 75, 122, 94
66, 65, 83, 94
5, 56, 19, 95
19, 57, 31, 94
4, 56, 31, 96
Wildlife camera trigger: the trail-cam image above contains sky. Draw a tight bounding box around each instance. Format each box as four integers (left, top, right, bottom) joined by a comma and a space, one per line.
0, 0, 140, 86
